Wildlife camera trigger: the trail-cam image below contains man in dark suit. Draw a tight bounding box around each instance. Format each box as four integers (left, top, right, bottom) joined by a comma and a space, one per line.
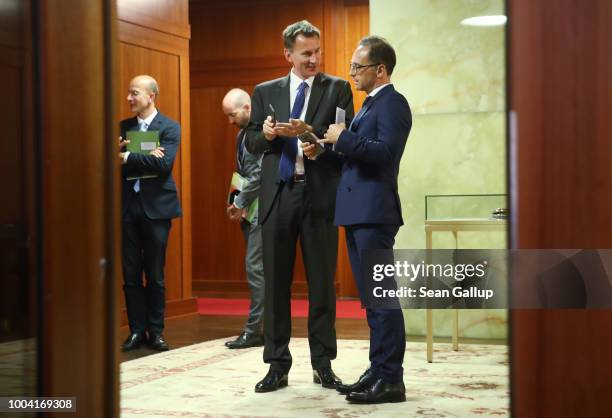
244, 20, 354, 392
312, 36, 412, 404
221, 88, 265, 349
118, 75, 182, 352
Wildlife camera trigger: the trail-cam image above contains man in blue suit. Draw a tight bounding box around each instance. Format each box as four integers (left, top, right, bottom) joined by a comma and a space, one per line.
307, 36, 412, 403
118, 75, 182, 352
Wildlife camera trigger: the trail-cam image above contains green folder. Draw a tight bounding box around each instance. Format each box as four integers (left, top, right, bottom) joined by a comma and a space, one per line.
126, 130, 160, 154
125, 130, 161, 180
227, 172, 259, 224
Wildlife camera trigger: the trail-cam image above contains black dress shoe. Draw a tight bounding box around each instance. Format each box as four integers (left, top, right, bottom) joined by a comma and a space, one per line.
254, 368, 288, 393
148, 334, 170, 351
225, 331, 263, 349
346, 378, 406, 404
121, 333, 146, 352
336, 367, 376, 394
313, 367, 342, 389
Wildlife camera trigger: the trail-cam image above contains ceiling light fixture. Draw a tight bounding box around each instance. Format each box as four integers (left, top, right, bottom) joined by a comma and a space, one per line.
461, 15, 507, 27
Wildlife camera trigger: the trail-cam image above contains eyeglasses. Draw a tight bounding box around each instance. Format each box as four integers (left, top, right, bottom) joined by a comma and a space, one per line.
349, 62, 380, 73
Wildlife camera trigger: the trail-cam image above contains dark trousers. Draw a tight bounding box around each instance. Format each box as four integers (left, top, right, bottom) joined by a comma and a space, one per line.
345, 224, 405, 383
262, 181, 338, 372
122, 193, 171, 336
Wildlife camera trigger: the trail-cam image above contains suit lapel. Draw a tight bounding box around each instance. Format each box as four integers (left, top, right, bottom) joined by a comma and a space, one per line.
147, 112, 163, 131
349, 100, 373, 131
273, 75, 291, 123
350, 85, 394, 131
304, 73, 325, 124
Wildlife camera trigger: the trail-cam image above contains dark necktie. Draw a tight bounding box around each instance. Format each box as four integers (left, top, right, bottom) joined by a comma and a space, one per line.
349, 95, 372, 132
279, 80, 309, 183
236, 131, 245, 171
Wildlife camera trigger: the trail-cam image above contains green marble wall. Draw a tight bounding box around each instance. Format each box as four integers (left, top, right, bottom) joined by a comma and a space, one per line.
370, 0, 507, 340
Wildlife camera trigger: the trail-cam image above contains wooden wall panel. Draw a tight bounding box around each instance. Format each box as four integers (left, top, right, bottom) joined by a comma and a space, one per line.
117, 43, 183, 303
342, 1, 369, 109
509, 0, 612, 417
189, 0, 369, 298
117, 0, 190, 39
190, 0, 324, 63
117, 0, 196, 324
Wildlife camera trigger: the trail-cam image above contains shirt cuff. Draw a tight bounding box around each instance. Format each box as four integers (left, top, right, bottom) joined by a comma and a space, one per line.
123, 151, 130, 164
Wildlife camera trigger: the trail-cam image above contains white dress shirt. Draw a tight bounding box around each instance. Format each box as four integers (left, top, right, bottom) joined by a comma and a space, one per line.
289, 70, 314, 175
368, 83, 391, 98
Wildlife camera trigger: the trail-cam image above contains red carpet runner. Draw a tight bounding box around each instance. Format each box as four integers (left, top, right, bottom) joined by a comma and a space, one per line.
198, 298, 365, 319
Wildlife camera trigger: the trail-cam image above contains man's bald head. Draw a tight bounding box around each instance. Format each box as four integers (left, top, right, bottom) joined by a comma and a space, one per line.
222, 88, 251, 129
131, 75, 159, 96
127, 74, 159, 118
222, 88, 250, 110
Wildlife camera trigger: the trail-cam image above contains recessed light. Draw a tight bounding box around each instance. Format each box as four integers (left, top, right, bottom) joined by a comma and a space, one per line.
461, 15, 507, 27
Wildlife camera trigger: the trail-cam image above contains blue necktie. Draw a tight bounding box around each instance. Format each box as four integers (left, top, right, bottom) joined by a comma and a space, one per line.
133, 121, 148, 192
279, 81, 309, 183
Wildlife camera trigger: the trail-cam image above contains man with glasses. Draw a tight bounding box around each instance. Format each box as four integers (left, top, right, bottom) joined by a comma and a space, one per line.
308, 36, 412, 404
245, 20, 354, 393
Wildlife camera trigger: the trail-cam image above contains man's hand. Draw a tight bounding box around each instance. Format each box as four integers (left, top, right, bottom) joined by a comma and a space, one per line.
263, 116, 277, 141
149, 147, 165, 158
300, 142, 319, 160
320, 123, 346, 145
226, 204, 243, 221
118, 135, 130, 150
118, 136, 130, 162
274, 119, 312, 137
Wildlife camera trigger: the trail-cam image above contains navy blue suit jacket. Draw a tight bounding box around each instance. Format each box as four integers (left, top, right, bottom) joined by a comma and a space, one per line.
120, 111, 182, 220
333, 85, 412, 226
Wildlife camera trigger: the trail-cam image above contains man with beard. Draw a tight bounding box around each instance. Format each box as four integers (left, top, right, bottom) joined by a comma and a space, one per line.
221, 88, 264, 349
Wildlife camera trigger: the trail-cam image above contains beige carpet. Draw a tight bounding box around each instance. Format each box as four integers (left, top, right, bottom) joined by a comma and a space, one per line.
120, 338, 509, 418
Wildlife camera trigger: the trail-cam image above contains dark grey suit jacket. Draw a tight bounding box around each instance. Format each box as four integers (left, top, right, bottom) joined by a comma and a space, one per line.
234, 129, 262, 225
244, 72, 354, 224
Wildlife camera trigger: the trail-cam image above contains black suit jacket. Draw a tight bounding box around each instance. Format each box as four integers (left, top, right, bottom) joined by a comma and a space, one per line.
244, 72, 354, 223
120, 111, 182, 220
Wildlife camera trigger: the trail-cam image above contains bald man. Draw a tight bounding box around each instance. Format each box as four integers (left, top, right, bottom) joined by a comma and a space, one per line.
118, 75, 182, 352
221, 88, 264, 349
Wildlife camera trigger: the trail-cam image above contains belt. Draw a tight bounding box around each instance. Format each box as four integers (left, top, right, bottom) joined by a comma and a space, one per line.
293, 173, 306, 183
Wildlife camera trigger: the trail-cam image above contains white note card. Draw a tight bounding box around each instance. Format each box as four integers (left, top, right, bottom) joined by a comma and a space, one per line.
335, 107, 346, 124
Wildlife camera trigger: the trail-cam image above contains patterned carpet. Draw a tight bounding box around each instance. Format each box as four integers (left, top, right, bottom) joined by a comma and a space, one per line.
121, 338, 509, 418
